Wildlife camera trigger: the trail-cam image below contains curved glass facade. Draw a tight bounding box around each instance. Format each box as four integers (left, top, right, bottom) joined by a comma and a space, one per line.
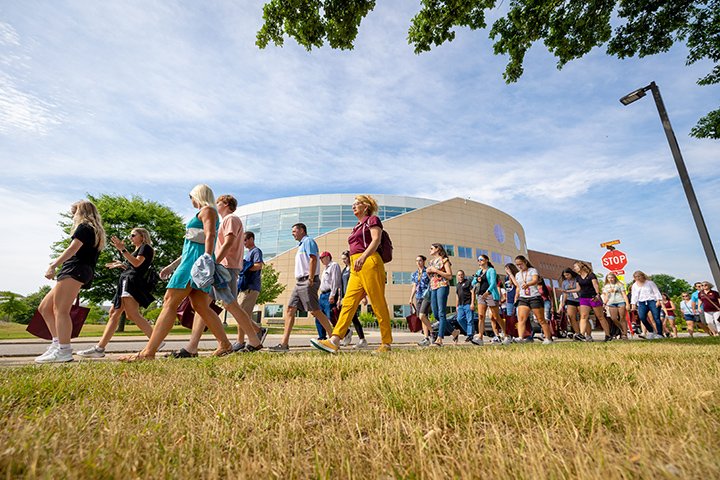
238, 205, 416, 259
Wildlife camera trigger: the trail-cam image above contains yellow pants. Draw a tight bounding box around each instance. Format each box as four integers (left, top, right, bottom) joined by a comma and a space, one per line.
333, 252, 393, 345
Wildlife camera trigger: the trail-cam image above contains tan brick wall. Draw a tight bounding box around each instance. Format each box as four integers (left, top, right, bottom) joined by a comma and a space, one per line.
261, 197, 527, 325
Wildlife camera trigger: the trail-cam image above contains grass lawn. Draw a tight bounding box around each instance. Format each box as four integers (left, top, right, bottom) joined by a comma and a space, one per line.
1, 338, 719, 478
0, 321, 311, 340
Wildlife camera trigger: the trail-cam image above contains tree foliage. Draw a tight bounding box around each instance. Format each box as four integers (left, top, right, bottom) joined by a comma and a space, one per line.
257, 263, 286, 306
257, 0, 719, 139
52, 194, 185, 304
0, 292, 30, 323
649, 273, 693, 297
0, 286, 51, 324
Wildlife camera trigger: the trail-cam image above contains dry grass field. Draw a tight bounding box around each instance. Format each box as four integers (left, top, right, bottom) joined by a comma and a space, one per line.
1, 338, 719, 479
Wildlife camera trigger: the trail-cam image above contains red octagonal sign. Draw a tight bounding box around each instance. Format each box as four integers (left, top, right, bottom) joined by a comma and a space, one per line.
601, 250, 628, 271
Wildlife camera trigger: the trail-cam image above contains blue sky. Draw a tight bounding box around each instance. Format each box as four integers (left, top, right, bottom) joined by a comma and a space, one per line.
1, 0, 718, 295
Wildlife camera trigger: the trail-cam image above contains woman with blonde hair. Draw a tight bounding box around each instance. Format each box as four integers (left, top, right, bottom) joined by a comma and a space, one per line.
629, 270, 664, 339
601, 272, 630, 339
311, 194, 394, 353
78, 227, 160, 358
121, 184, 234, 361
35, 200, 106, 363
698, 281, 720, 334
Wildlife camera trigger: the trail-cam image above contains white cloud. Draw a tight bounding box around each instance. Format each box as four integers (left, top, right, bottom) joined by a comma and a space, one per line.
0, 0, 718, 293
0, 22, 20, 46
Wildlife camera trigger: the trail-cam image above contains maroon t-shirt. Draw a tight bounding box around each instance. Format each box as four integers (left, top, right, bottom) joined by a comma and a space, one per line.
699, 290, 720, 312
348, 215, 383, 255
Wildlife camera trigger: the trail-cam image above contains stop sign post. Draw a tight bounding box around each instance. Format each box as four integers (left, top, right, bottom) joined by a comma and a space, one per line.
602, 250, 628, 272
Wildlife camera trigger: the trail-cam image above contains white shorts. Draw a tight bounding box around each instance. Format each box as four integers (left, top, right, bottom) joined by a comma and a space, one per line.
476, 295, 497, 307
120, 279, 132, 298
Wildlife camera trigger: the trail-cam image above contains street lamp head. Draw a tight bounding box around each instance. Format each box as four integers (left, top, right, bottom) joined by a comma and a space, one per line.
620, 87, 647, 106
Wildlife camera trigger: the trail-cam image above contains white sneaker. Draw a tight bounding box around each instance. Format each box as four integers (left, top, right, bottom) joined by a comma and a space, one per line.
34, 343, 59, 362
77, 345, 105, 358
502, 336, 513, 346
341, 330, 352, 347
35, 348, 73, 364
354, 338, 369, 349
542, 339, 553, 345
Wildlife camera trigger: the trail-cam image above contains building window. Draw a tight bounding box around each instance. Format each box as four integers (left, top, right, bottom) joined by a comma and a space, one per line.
263, 304, 283, 318
391, 272, 413, 284
393, 304, 412, 318
443, 244, 455, 256
458, 246, 473, 258
476, 248, 489, 259
514, 232, 522, 250
494, 224, 506, 243
491, 252, 502, 264
503, 255, 513, 266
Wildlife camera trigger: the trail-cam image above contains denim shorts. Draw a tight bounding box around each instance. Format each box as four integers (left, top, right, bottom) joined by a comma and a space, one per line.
607, 302, 626, 308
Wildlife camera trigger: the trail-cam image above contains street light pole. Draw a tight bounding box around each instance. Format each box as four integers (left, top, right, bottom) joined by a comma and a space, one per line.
620, 81, 720, 287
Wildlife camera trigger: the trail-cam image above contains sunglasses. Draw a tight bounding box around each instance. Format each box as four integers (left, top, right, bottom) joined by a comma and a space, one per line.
130, 233, 137, 237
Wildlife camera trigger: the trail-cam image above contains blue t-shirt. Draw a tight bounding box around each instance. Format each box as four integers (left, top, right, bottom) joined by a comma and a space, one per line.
691, 290, 703, 312
411, 269, 430, 299
243, 246, 263, 292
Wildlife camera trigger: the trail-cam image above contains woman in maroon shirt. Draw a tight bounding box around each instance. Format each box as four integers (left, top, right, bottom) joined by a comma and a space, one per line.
311, 195, 393, 353
699, 281, 720, 334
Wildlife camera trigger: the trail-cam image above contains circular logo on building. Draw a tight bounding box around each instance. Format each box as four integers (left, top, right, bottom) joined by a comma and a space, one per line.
514, 232, 521, 250
494, 224, 505, 244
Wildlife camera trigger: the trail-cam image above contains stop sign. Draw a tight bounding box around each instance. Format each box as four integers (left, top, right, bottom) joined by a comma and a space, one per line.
601, 250, 628, 271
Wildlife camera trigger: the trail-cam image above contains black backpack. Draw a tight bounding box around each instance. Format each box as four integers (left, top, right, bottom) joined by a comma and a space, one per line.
144, 266, 160, 291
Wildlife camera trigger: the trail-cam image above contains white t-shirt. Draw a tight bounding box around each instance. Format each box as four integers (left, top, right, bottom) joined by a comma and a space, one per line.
516, 268, 540, 298
294, 235, 320, 279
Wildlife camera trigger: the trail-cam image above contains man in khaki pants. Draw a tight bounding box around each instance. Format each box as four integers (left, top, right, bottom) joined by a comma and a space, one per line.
233, 231, 267, 351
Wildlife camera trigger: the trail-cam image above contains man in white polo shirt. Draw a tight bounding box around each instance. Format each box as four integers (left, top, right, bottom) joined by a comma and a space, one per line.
269, 223, 334, 352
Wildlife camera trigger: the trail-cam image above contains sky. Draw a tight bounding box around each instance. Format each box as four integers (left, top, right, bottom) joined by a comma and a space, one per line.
1, 0, 718, 296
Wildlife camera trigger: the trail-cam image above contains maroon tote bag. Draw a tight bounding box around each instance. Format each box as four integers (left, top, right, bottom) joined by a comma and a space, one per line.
176, 296, 223, 329
26, 297, 90, 340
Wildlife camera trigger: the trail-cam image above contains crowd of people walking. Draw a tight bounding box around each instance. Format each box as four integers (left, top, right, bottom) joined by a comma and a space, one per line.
32, 189, 719, 363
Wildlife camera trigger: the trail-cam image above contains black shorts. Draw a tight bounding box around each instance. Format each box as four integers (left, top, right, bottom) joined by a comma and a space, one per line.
517, 295, 544, 309
57, 262, 95, 289
414, 297, 431, 315
565, 299, 579, 307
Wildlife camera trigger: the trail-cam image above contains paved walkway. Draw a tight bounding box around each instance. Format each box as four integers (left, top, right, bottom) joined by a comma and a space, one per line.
0, 331, 699, 366
0, 331, 426, 366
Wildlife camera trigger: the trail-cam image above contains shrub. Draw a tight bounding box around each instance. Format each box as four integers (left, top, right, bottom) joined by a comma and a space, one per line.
358, 312, 376, 327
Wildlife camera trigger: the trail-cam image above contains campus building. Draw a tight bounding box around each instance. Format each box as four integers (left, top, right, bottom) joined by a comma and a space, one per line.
234, 194, 529, 324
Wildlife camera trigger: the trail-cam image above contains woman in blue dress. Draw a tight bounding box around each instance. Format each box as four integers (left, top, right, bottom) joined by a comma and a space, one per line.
121, 184, 232, 361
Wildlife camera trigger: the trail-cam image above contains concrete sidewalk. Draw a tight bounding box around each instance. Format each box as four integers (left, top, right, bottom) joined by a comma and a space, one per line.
0, 330, 430, 366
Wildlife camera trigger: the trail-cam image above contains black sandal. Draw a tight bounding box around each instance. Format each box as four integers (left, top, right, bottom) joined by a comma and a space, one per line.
166, 348, 198, 359
241, 344, 264, 353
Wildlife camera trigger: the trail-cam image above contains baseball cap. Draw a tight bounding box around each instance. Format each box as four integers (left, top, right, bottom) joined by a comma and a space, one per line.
319, 251, 331, 259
